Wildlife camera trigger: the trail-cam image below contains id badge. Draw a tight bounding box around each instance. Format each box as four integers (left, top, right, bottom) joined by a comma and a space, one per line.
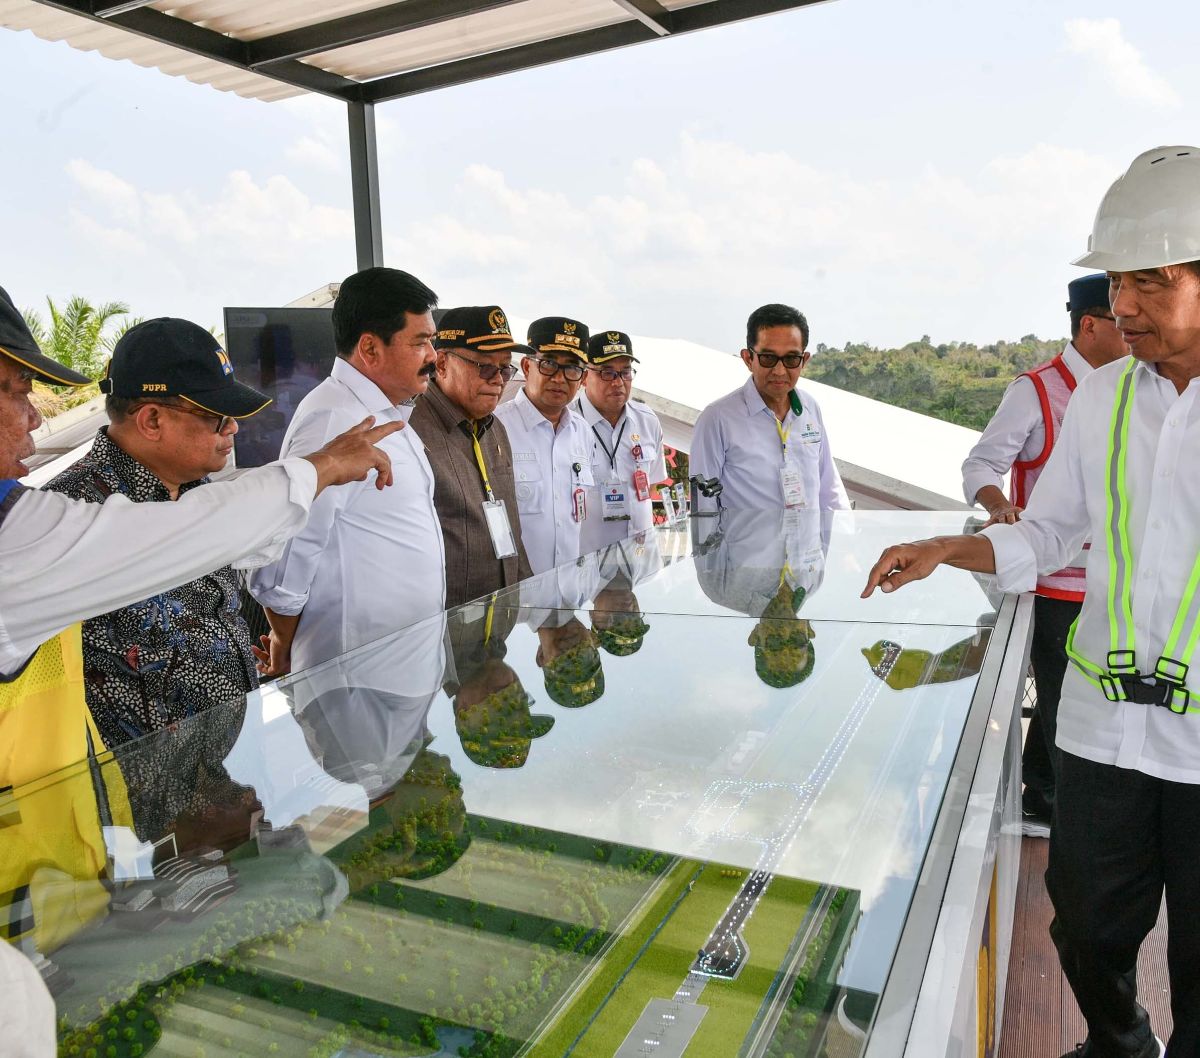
602, 479, 631, 522
572, 486, 588, 524
660, 485, 678, 524
483, 498, 518, 558
633, 468, 650, 502
780, 466, 807, 509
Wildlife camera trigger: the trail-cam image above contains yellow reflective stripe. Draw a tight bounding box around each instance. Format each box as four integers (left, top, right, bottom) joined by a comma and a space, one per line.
1114, 364, 1138, 652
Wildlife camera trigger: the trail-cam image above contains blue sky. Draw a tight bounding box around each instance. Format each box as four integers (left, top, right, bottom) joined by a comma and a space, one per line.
2, 0, 1199, 353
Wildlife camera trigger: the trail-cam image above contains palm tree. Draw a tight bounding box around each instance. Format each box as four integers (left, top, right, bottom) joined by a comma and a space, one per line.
23, 295, 140, 381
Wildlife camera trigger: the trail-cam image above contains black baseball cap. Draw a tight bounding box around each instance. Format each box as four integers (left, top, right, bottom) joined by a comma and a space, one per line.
1066, 273, 1111, 314
100, 318, 270, 418
527, 317, 590, 360
587, 329, 638, 365
0, 286, 91, 386
434, 305, 532, 354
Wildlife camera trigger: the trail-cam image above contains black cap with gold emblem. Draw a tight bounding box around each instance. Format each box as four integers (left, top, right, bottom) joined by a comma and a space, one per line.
587, 329, 638, 365
434, 305, 532, 355
0, 286, 91, 386
527, 317, 590, 361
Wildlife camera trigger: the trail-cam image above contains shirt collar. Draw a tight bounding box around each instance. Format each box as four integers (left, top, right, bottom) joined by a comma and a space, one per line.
740, 376, 799, 419
576, 392, 626, 432
90, 427, 204, 501
1061, 342, 1093, 384
514, 387, 552, 431
331, 356, 399, 416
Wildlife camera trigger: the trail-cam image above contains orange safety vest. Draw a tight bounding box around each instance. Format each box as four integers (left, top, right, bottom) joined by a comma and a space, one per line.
1010, 355, 1088, 602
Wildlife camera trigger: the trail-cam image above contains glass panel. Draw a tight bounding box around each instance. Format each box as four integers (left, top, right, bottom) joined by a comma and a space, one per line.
3, 511, 999, 1058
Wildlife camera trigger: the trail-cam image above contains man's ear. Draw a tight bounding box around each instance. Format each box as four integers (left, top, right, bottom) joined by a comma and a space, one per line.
521, 356, 534, 381
435, 349, 449, 378
356, 332, 378, 364
133, 403, 166, 440
740, 349, 754, 371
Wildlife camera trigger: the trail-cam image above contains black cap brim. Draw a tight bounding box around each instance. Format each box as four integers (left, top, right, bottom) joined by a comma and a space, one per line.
0, 341, 92, 387
180, 379, 272, 418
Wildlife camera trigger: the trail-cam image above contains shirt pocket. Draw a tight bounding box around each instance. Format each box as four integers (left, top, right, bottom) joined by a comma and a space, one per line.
513, 464, 546, 515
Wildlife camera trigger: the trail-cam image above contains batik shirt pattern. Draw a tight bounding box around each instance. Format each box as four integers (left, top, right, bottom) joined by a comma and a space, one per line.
44, 429, 259, 747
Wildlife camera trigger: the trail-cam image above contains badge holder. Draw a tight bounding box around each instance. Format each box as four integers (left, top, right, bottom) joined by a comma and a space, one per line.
483, 498, 517, 559
602, 480, 631, 522
780, 465, 807, 510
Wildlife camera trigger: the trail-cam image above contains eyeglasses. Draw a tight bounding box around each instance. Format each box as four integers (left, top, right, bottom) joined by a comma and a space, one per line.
589, 366, 636, 382
1088, 313, 1117, 323
530, 357, 585, 382
751, 350, 806, 369
137, 400, 235, 434
446, 348, 518, 383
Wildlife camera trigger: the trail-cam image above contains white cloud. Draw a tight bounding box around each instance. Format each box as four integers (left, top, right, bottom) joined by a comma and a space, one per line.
1065, 17, 1181, 108
286, 135, 343, 173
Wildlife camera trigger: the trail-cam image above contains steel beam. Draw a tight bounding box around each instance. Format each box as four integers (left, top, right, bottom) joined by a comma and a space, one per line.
348, 101, 384, 271
248, 0, 524, 68
27, 0, 358, 98
610, 0, 672, 37
93, 1, 158, 15
361, 0, 826, 102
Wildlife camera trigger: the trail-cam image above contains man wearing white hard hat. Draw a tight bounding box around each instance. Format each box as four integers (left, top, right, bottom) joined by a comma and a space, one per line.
863, 146, 1200, 1058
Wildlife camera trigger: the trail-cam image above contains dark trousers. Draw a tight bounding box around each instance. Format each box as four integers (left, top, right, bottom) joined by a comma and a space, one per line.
1047, 752, 1200, 1056
1023, 595, 1082, 809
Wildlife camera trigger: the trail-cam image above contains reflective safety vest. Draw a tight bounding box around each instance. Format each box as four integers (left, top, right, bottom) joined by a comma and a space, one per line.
0, 480, 131, 955
1011, 354, 1087, 602
1065, 360, 1200, 715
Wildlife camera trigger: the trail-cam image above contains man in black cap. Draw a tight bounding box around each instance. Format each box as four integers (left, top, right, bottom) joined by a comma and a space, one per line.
960, 273, 1129, 836
0, 284, 401, 1046
494, 316, 595, 573
43, 318, 273, 747
574, 329, 668, 552
409, 305, 532, 609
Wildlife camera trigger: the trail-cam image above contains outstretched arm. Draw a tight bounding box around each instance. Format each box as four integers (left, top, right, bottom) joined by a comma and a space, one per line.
861, 533, 996, 597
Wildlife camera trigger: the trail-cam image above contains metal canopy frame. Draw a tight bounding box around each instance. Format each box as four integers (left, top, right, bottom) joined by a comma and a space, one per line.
23, 0, 826, 269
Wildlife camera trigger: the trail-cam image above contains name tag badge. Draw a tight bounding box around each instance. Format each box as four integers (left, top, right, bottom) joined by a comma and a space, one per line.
780, 466, 807, 510
632, 468, 650, 502
572, 486, 588, 524
602, 479, 631, 522
483, 498, 518, 559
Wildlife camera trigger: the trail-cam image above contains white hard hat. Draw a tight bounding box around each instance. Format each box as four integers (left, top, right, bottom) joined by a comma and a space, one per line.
1074, 146, 1200, 272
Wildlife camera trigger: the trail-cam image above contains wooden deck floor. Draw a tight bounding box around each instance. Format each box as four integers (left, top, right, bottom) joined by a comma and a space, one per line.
998, 837, 1172, 1057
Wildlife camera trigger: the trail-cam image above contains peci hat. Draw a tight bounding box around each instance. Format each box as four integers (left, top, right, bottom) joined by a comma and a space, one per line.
434, 305, 532, 355
0, 286, 91, 386
1066, 274, 1111, 315
587, 329, 639, 365
527, 317, 590, 361
100, 318, 270, 417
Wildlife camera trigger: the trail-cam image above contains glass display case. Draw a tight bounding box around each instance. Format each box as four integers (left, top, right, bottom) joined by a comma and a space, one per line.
1, 510, 1026, 1058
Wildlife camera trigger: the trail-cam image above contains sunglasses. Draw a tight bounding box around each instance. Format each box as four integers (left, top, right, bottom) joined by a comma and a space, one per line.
751, 350, 806, 369
529, 357, 585, 382
446, 348, 518, 383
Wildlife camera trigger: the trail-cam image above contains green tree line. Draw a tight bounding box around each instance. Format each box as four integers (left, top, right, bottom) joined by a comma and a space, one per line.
806, 333, 1066, 430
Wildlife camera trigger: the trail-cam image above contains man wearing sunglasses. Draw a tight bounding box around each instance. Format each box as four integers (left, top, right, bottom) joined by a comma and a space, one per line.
960, 273, 1130, 838
573, 329, 668, 552
690, 303, 848, 511
410, 305, 533, 608
45, 317, 275, 747
494, 317, 595, 573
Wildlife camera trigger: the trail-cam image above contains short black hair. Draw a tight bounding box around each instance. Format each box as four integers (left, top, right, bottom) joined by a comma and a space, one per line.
1070, 305, 1111, 340
332, 267, 438, 358
746, 303, 809, 351
105, 394, 183, 422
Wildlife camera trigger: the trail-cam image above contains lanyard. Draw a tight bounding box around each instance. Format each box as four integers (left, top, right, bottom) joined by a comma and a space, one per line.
775, 391, 804, 458
774, 416, 791, 458
591, 419, 627, 474
471, 425, 496, 501
483, 593, 496, 645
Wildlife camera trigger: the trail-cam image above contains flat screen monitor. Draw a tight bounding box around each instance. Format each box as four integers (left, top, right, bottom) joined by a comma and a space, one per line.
223, 307, 336, 467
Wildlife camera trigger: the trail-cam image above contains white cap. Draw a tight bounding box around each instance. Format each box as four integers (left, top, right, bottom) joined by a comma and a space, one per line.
1075, 146, 1200, 272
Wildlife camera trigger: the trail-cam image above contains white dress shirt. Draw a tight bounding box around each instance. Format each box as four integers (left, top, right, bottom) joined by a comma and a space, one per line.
573, 393, 668, 554
690, 377, 849, 511
249, 358, 446, 673
961, 342, 1094, 504
983, 358, 1200, 783
493, 389, 594, 575
0, 460, 315, 673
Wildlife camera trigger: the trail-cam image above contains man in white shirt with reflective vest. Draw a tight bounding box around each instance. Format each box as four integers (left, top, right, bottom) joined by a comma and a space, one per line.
494, 316, 594, 574
250, 267, 447, 675
961, 273, 1129, 836
690, 303, 849, 511
573, 329, 668, 553
863, 146, 1200, 1058
0, 285, 402, 1057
